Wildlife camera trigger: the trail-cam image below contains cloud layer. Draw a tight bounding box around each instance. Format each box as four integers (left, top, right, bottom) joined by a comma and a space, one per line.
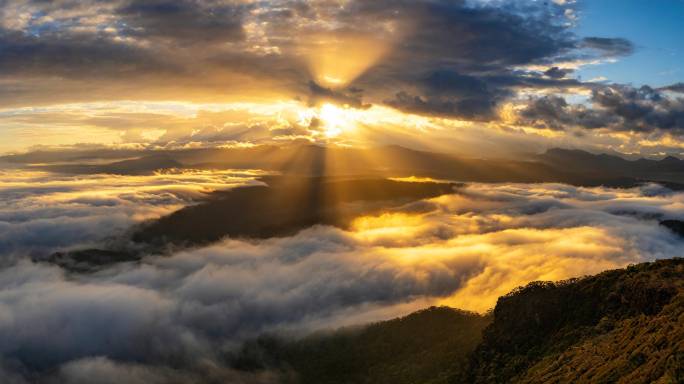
1, 169, 684, 381
0, 165, 265, 263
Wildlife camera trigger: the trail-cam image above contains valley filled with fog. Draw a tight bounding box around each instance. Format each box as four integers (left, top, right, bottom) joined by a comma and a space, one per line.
1, 164, 683, 382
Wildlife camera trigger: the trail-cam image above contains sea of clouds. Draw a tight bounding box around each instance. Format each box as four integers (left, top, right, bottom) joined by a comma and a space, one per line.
1, 168, 684, 382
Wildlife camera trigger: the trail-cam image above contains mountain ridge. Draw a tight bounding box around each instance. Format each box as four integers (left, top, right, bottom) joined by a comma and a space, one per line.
6, 144, 683, 185
5, 145, 684, 184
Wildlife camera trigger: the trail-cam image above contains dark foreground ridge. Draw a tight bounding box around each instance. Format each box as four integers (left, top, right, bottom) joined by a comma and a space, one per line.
232, 258, 684, 383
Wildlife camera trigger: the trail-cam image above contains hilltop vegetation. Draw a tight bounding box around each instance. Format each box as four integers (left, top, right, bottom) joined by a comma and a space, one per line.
460, 258, 684, 383
233, 259, 684, 383
231, 307, 492, 384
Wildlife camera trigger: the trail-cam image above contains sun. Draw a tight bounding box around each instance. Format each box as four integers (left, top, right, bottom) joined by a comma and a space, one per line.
297, 103, 364, 139
320, 104, 347, 137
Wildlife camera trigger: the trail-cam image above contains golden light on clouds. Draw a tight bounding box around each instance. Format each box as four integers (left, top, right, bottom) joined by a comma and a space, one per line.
2, 170, 682, 316
341, 183, 684, 312
305, 34, 395, 86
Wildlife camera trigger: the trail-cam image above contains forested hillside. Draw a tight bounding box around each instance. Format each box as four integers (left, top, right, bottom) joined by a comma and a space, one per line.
233, 259, 684, 383
460, 258, 684, 383
231, 307, 492, 384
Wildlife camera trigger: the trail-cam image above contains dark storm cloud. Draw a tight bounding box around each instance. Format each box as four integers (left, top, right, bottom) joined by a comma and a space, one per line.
544, 67, 574, 79
0, 27, 175, 79
0, 5, 309, 96
0, 0, 309, 105
591, 86, 684, 132
421, 71, 491, 98
517, 86, 684, 133
344, 0, 576, 67
480, 71, 586, 89
353, 0, 578, 97
592, 86, 660, 119
383, 70, 511, 120
517, 95, 620, 130
658, 82, 684, 94
519, 95, 573, 130
385, 91, 497, 121
347, 1, 633, 120
116, 0, 247, 42
0, 0, 639, 115
308, 81, 371, 110
581, 37, 635, 57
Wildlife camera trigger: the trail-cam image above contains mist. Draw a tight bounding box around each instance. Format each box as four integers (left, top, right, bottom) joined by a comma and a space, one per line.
1, 169, 683, 381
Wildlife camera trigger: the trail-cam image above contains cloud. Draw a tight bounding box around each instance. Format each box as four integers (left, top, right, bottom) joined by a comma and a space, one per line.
581, 37, 635, 57
115, 0, 246, 42
2, 169, 684, 380
659, 69, 681, 76
0, 229, 484, 377
307, 81, 371, 110
382, 70, 505, 121
0, 0, 636, 114
385, 91, 498, 121
54, 356, 278, 384
587, 76, 609, 83
658, 82, 684, 93
0, 25, 178, 81
519, 95, 572, 130
517, 95, 620, 130
516, 85, 684, 134
186, 122, 272, 143
0, 167, 264, 263
1, 0, 666, 158
591, 86, 684, 133
544, 67, 575, 79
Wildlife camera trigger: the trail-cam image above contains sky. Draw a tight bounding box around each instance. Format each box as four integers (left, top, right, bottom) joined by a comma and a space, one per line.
2, 2, 684, 381
0, 0, 682, 158
576, 0, 683, 87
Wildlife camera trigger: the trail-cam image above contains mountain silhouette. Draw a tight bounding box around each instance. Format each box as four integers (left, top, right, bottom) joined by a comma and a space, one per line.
9, 145, 684, 187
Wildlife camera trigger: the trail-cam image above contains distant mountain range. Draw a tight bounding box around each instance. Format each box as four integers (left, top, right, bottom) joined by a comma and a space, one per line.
231, 258, 684, 383
536, 148, 684, 183
36, 154, 183, 176
6, 145, 684, 187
